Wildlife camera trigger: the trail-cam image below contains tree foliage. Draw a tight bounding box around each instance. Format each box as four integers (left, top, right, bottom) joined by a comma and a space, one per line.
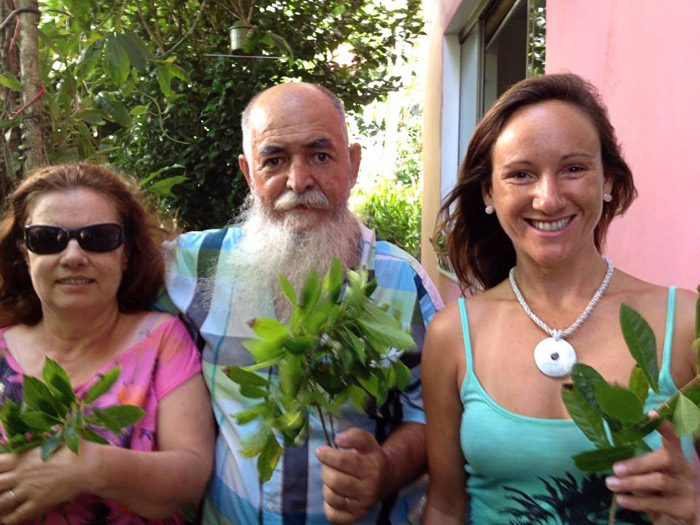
1, 0, 423, 229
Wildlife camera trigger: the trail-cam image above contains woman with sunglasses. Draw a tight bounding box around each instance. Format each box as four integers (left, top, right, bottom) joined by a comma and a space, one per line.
422, 74, 698, 524
0, 164, 215, 524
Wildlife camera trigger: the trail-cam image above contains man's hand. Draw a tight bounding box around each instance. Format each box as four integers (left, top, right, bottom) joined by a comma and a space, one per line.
316, 428, 388, 524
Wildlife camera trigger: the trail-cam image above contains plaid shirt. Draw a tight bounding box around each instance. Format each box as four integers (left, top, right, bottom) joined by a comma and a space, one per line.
157, 221, 443, 524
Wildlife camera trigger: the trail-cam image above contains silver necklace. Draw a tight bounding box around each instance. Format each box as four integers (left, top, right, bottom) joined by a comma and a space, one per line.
508, 256, 614, 378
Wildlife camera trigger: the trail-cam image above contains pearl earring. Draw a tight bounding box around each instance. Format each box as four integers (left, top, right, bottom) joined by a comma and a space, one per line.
603, 193, 613, 203
485, 204, 494, 215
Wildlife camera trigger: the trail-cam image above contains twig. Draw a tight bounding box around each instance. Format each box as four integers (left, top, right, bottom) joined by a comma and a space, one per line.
608, 494, 617, 525
655, 375, 700, 414
11, 85, 44, 120
156, 0, 208, 60
315, 403, 334, 448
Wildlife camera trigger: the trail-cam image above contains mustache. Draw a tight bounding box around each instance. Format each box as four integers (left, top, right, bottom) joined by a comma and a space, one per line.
274, 190, 330, 211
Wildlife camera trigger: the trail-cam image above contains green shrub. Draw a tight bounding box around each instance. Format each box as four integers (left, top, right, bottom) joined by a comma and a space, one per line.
353, 179, 421, 259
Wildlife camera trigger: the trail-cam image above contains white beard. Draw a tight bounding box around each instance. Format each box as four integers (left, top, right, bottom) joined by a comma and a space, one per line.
202, 195, 361, 322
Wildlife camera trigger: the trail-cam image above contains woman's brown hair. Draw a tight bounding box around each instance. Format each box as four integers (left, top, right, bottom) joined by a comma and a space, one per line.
437, 73, 637, 292
0, 163, 169, 325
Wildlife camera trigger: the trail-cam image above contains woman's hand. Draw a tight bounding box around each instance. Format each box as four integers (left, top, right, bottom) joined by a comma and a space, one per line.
0, 443, 94, 524
605, 418, 698, 524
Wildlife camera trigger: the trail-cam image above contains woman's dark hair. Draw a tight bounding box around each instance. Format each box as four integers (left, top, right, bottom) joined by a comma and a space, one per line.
0, 163, 170, 325
437, 73, 637, 292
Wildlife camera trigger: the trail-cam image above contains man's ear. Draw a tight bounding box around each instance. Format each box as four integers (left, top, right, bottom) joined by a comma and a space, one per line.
348, 143, 361, 188
239, 154, 254, 190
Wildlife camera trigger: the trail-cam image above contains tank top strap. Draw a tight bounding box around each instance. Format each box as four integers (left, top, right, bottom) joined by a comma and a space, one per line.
458, 298, 475, 373
659, 286, 676, 383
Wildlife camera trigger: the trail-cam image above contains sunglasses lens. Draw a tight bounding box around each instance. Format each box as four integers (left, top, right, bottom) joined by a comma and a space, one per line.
25, 224, 123, 254
78, 224, 123, 252
25, 226, 68, 254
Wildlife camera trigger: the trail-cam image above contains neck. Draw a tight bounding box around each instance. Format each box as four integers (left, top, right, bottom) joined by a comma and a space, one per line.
38, 304, 122, 359
512, 248, 610, 306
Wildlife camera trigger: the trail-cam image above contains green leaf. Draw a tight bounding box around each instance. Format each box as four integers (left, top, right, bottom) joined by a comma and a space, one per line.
9, 437, 43, 454
104, 33, 130, 86
20, 411, 60, 432
0, 73, 21, 92
92, 405, 145, 433
570, 364, 620, 429
130, 105, 148, 116
84, 366, 120, 403
251, 318, 289, 341
81, 427, 109, 445
620, 303, 659, 393
156, 64, 174, 97
239, 384, 269, 399
41, 434, 62, 461
673, 393, 700, 436
393, 361, 413, 391
628, 365, 650, 403
358, 316, 414, 351
279, 354, 304, 404
94, 94, 132, 128
241, 444, 265, 458
242, 338, 286, 363
279, 276, 296, 306
283, 336, 315, 356
233, 403, 268, 425
42, 358, 77, 407
348, 384, 369, 410
594, 382, 645, 424
573, 445, 637, 472
226, 366, 270, 388
257, 432, 283, 482
22, 375, 59, 416
299, 270, 321, 312
147, 175, 188, 198
561, 386, 609, 448
120, 31, 152, 72
315, 371, 345, 395
321, 258, 343, 302
612, 418, 662, 444
64, 423, 80, 454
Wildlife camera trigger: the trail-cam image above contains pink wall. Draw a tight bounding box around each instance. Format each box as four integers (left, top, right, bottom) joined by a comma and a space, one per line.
546, 0, 700, 291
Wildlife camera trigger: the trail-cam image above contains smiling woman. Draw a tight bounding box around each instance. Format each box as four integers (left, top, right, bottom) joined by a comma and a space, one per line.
0, 164, 215, 524
422, 74, 699, 524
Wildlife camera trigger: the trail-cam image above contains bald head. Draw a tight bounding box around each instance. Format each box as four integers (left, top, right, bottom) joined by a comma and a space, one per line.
241, 83, 347, 160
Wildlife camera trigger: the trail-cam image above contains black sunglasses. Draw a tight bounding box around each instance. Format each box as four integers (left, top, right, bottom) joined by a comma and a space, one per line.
24, 223, 124, 255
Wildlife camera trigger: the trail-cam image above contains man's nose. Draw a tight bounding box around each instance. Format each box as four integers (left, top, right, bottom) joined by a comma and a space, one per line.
532, 174, 566, 213
286, 158, 315, 193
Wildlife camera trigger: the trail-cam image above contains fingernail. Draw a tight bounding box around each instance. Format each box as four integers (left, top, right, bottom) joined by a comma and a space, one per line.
605, 476, 620, 489
613, 463, 628, 476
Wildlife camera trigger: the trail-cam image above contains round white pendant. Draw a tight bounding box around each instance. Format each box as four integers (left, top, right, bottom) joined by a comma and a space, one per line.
533, 337, 577, 378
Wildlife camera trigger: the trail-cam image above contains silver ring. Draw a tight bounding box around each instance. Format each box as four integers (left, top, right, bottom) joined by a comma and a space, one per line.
8, 488, 15, 499
344, 496, 350, 507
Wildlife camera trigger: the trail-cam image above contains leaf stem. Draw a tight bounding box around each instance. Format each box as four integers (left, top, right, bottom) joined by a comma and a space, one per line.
655, 375, 700, 414
608, 494, 617, 525
315, 403, 335, 448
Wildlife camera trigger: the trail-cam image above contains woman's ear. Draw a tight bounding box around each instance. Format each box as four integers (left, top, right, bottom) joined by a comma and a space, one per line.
481, 182, 493, 208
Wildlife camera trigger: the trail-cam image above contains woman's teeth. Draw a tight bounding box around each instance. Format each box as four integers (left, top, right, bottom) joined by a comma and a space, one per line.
531, 217, 572, 231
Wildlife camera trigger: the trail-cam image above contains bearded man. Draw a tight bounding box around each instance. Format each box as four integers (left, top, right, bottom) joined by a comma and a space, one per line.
159, 82, 442, 524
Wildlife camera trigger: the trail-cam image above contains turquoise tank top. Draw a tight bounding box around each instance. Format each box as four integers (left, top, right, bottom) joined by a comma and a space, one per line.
458, 287, 690, 524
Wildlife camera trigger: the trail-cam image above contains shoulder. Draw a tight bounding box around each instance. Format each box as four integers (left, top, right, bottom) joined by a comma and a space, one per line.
373, 240, 444, 311
164, 226, 240, 259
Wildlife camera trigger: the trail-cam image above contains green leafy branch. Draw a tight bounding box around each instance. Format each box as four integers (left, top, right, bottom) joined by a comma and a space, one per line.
0, 358, 145, 461
225, 258, 416, 481
563, 290, 700, 523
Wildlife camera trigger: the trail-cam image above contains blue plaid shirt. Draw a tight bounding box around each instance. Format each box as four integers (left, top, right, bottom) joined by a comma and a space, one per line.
157, 221, 442, 524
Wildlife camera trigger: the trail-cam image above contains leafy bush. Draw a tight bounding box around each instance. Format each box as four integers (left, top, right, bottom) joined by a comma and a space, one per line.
353, 179, 421, 259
